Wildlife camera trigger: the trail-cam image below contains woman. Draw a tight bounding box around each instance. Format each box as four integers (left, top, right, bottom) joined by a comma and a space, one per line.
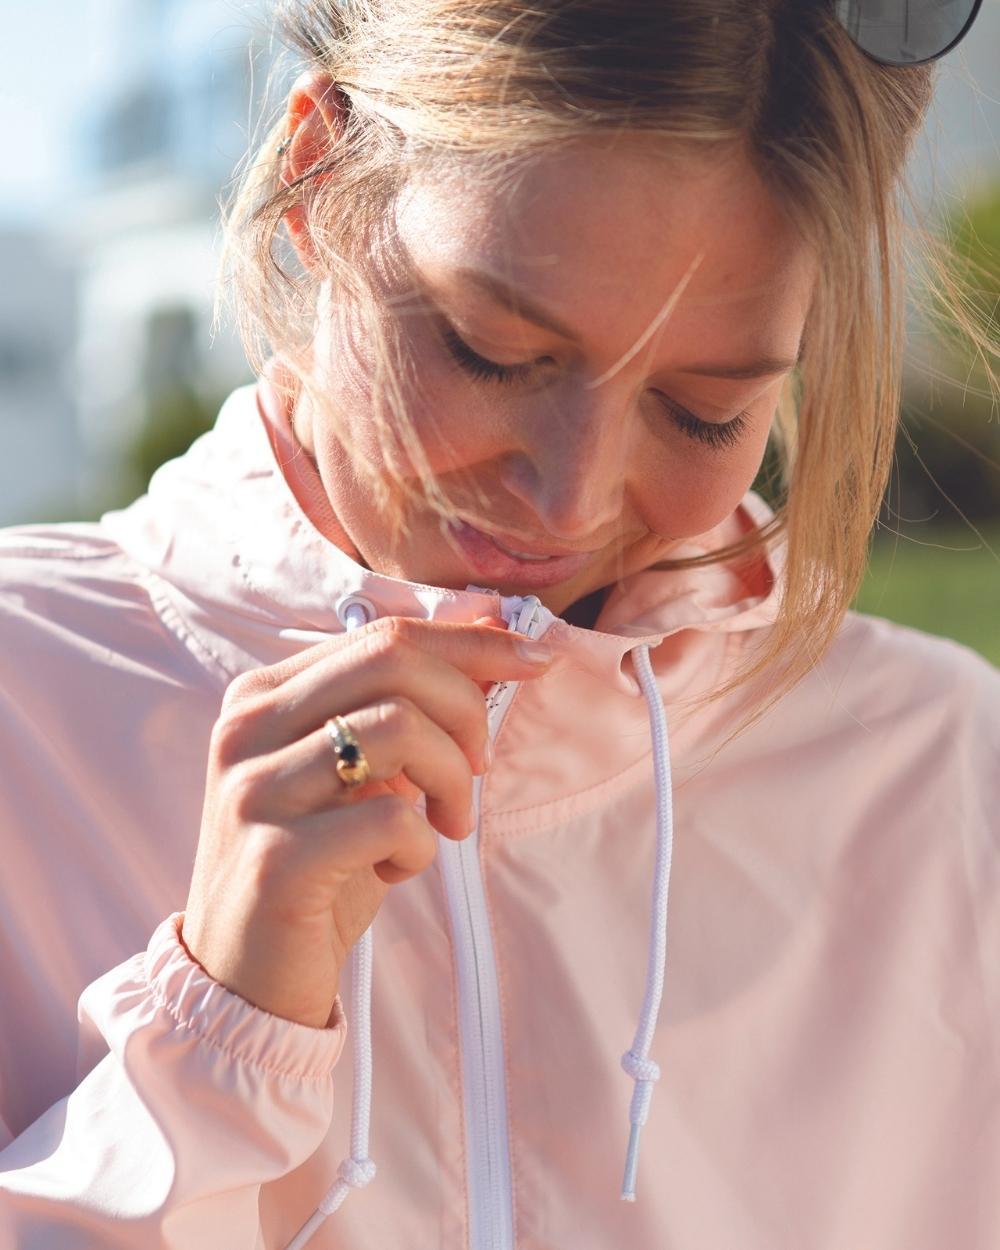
0, 2, 996, 1247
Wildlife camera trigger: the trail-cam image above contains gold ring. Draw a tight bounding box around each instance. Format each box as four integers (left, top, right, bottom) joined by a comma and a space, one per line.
325, 715, 372, 788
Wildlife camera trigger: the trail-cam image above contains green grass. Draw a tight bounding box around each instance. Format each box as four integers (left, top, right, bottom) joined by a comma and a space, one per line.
852, 522, 1000, 668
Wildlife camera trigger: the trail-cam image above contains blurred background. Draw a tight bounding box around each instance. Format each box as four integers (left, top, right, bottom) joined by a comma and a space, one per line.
0, 0, 997, 662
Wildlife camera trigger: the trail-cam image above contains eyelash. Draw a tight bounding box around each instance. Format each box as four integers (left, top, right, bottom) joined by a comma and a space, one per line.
439, 324, 751, 451
441, 325, 535, 385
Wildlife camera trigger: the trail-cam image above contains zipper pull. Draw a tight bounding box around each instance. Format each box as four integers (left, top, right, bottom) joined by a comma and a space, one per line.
500, 593, 548, 638
478, 595, 553, 721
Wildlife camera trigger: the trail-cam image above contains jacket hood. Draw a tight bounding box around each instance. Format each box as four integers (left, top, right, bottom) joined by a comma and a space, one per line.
99, 366, 790, 1246
100, 364, 788, 697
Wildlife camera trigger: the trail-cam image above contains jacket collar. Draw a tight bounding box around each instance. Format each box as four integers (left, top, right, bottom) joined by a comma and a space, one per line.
99, 367, 787, 694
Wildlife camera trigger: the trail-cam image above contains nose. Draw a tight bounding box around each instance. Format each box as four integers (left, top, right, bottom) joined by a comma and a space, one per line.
498, 388, 631, 542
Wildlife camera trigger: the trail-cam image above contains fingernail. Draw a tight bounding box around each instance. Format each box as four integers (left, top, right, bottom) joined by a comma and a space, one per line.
484, 737, 494, 769
514, 639, 554, 664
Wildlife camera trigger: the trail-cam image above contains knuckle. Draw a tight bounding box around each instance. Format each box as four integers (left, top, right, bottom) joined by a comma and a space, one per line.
221, 670, 255, 711
211, 698, 268, 766
224, 761, 272, 822
371, 614, 420, 645
244, 830, 293, 888
377, 793, 414, 830
221, 666, 276, 709
377, 694, 421, 735
210, 713, 246, 768
373, 795, 431, 859
362, 617, 424, 663
356, 621, 416, 672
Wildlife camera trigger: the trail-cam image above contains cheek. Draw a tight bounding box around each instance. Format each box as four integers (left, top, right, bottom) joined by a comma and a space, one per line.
407, 389, 505, 477
393, 345, 517, 480
636, 429, 770, 539
321, 310, 509, 480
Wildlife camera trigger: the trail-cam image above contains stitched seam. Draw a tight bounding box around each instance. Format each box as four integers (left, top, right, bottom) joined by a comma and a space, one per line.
485, 632, 744, 836
434, 855, 471, 1249
236, 499, 475, 608
485, 751, 654, 837
0, 543, 115, 561
479, 830, 521, 1247
0, 541, 235, 693
140, 570, 235, 689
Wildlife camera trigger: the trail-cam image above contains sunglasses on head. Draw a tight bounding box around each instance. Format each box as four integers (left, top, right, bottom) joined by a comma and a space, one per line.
832, 0, 985, 65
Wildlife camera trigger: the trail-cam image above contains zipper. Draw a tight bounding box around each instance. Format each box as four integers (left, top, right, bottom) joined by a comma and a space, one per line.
437, 593, 550, 1250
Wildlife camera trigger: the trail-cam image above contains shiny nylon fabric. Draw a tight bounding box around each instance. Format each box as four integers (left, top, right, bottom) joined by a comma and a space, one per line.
0, 375, 996, 1247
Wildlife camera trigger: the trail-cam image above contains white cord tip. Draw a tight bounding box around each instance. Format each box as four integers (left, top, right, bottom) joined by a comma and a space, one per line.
621, 1121, 642, 1200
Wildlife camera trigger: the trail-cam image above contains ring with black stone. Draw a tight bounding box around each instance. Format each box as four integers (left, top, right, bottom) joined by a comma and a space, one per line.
325, 715, 372, 787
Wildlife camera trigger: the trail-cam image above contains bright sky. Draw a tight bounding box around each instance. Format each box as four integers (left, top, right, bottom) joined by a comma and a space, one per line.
0, 6, 97, 227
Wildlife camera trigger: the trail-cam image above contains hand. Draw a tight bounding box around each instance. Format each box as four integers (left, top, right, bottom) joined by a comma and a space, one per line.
181, 615, 554, 1028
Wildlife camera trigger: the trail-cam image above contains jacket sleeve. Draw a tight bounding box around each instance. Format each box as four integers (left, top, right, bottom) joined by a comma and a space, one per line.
0, 910, 348, 1248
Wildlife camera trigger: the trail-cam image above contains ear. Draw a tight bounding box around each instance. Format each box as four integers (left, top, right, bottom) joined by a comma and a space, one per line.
280, 70, 351, 272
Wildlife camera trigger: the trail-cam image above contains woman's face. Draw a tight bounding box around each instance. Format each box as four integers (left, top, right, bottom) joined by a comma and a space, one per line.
293, 136, 816, 618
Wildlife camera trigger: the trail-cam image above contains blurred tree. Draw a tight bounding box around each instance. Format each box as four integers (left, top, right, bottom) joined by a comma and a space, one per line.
124, 381, 224, 495
884, 178, 1000, 529
43, 381, 232, 524
21, 382, 229, 524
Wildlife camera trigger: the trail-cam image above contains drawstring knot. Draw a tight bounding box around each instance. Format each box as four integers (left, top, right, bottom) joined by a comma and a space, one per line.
315, 1156, 377, 1219
617, 641, 675, 1204
281, 610, 677, 1243
621, 1049, 661, 1083
337, 1156, 377, 1189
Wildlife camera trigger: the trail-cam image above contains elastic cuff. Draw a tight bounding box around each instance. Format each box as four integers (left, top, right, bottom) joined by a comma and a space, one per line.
144, 911, 347, 1080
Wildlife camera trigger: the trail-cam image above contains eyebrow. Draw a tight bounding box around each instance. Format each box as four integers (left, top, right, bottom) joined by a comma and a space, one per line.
452, 265, 801, 380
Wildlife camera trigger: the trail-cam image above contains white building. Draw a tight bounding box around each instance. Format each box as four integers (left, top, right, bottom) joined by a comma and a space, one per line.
0, 229, 81, 524
48, 0, 286, 515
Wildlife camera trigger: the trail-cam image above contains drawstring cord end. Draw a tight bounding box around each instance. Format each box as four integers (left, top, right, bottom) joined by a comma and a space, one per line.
283, 1156, 377, 1250
617, 641, 674, 1207
620, 1048, 661, 1201
621, 1123, 642, 1200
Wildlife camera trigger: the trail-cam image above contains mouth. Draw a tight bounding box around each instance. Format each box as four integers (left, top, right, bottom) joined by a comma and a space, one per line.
447, 519, 600, 588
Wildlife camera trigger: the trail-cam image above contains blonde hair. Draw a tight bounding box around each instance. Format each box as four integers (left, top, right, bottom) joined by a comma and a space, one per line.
216, 0, 998, 749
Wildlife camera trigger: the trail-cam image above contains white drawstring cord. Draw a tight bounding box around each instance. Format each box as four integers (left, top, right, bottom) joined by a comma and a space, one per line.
619, 641, 675, 1201
283, 927, 376, 1248
281, 597, 378, 1250
278, 610, 674, 1223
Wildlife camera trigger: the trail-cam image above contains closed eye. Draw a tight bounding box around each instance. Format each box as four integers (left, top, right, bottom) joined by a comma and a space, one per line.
440, 322, 752, 450
440, 324, 538, 385
654, 395, 752, 450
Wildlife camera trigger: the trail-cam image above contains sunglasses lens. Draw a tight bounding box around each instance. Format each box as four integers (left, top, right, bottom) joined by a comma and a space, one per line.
833, 0, 982, 65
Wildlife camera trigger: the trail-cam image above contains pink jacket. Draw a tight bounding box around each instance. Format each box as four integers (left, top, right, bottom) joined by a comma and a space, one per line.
0, 371, 997, 1249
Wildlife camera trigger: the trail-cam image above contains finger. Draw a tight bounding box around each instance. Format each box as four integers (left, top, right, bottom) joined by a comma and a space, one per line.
233, 615, 555, 701
292, 791, 442, 886
230, 618, 554, 761
471, 615, 510, 694
236, 639, 490, 769
236, 696, 476, 842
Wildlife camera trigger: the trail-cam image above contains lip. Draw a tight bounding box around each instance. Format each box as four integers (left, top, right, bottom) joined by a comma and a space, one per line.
447, 520, 598, 588
468, 522, 601, 559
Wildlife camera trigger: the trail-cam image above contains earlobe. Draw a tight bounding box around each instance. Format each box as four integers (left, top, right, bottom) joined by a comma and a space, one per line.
279, 70, 350, 271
